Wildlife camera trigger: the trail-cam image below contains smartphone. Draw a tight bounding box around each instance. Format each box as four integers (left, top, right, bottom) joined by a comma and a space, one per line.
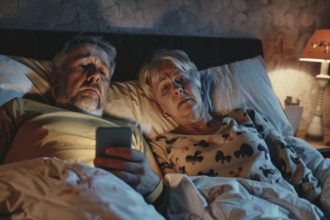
95, 127, 132, 157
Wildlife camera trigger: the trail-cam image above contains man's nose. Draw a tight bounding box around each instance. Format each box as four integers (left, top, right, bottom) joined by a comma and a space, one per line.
87, 65, 101, 82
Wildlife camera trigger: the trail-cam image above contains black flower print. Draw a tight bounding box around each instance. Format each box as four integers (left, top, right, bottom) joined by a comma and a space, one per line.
215, 151, 232, 164
186, 150, 204, 163
257, 143, 269, 160
198, 169, 218, 177
259, 166, 276, 178
234, 143, 253, 158
193, 139, 210, 148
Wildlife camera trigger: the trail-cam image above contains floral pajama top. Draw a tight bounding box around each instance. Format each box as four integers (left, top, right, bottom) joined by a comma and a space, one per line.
150, 108, 321, 203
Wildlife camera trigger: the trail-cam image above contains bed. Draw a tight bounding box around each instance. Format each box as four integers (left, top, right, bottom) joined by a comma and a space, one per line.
0, 28, 329, 220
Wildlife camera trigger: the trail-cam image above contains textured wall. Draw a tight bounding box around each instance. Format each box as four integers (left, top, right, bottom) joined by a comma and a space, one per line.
0, 0, 330, 130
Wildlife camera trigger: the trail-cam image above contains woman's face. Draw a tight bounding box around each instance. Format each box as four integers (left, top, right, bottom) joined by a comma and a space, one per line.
153, 65, 205, 125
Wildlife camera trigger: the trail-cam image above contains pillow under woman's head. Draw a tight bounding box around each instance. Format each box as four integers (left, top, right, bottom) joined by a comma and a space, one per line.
105, 55, 293, 139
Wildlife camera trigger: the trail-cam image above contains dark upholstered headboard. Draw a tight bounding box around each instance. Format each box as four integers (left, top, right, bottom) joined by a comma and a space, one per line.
0, 28, 263, 82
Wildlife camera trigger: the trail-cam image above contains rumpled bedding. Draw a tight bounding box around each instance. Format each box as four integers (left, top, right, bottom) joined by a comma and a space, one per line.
165, 173, 327, 220
285, 135, 330, 218
0, 157, 164, 220
162, 136, 330, 220
0, 156, 329, 220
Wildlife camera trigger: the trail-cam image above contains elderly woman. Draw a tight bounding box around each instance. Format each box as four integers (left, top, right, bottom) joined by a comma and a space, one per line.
139, 49, 321, 204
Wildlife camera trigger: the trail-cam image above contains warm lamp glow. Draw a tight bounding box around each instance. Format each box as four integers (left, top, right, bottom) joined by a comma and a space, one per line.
300, 29, 330, 62
299, 29, 330, 140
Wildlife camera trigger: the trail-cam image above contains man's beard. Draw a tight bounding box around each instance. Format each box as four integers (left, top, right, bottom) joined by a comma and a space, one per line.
56, 83, 104, 117
73, 94, 103, 116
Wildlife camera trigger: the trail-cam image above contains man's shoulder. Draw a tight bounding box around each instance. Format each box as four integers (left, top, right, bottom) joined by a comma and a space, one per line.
14, 97, 56, 109
1, 97, 62, 115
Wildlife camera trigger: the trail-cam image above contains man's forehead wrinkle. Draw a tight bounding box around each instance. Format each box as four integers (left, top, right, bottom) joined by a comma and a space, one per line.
87, 46, 111, 69
62, 47, 110, 70
88, 45, 106, 55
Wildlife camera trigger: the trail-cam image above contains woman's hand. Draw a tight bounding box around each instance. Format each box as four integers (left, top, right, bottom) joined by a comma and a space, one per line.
94, 147, 160, 197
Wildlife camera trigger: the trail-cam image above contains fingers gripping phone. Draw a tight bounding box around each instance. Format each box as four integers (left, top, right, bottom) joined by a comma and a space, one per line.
95, 127, 132, 157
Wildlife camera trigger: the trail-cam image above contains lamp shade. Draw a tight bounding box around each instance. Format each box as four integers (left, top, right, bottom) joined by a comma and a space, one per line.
300, 29, 330, 62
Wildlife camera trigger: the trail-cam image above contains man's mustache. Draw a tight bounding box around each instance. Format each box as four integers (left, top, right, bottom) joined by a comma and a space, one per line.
81, 81, 101, 92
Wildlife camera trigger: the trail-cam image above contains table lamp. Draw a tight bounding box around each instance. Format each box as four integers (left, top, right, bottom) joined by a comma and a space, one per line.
299, 29, 330, 140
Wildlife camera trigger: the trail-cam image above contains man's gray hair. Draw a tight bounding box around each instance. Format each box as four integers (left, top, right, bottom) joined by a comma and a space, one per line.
53, 35, 117, 76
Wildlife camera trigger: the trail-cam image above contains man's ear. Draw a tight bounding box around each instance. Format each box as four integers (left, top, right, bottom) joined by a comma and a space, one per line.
50, 67, 58, 98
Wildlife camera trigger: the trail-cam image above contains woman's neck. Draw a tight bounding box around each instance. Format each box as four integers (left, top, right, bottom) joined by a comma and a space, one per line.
173, 114, 222, 135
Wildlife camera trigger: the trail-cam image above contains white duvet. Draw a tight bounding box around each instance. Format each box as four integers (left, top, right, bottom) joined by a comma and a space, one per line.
0, 158, 164, 220
165, 174, 326, 220
0, 156, 329, 220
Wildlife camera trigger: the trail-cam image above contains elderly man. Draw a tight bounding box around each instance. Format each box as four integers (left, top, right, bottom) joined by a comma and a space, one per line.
0, 35, 166, 213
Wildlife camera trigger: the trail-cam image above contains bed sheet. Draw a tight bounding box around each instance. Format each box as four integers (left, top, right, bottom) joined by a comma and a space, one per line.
0, 157, 329, 219
165, 174, 326, 220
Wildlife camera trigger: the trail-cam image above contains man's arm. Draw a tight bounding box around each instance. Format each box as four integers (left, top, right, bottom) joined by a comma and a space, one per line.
146, 179, 169, 215
93, 148, 168, 214
93, 147, 160, 193
93, 123, 169, 214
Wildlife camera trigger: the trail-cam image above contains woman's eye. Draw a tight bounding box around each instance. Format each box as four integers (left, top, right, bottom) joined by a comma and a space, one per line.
161, 84, 170, 94
175, 74, 185, 83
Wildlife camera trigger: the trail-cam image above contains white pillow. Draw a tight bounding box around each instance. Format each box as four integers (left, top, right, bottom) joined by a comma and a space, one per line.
0, 55, 53, 105
0, 54, 293, 140
105, 81, 178, 138
200, 55, 293, 137
106, 56, 293, 139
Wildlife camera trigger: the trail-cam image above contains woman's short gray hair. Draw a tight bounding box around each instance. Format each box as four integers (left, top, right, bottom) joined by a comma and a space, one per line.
53, 35, 117, 76
139, 49, 201, 100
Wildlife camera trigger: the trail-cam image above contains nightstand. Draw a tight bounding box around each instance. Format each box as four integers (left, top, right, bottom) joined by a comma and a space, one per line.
296, 128, 330, 158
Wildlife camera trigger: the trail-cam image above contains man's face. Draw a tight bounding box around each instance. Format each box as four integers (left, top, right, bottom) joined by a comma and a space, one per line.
54, 43, 112, 117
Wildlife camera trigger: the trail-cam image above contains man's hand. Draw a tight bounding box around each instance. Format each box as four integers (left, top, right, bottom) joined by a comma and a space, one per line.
94, 147, 160, 197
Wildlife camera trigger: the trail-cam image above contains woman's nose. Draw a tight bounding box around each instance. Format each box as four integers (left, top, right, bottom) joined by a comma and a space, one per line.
174, 87, 183, 96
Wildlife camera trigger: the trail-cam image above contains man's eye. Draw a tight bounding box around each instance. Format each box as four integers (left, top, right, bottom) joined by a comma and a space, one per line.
80, 63, 89, 68
73, 63, 89, 71
98, 68, 107, 75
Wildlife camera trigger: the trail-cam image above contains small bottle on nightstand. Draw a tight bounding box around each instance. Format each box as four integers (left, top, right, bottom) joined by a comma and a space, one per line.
284, 96, 303, 134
